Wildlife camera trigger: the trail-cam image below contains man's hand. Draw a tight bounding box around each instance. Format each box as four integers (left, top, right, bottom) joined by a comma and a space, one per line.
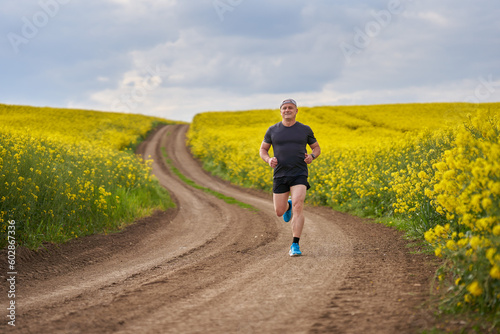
269, 157, 278, 168
304, 153, 314, 164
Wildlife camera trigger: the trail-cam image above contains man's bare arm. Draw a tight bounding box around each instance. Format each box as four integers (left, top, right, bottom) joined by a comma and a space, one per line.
310, 141, 321, 159
305, 141, 321, 164
260, 141, 277, 168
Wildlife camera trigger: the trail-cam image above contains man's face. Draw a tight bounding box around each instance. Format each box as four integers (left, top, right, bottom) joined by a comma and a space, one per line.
280, 103, 298, 119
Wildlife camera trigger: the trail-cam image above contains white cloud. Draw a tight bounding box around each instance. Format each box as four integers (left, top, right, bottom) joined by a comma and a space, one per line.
78, 74, 500, 123
413, 11, 450, 26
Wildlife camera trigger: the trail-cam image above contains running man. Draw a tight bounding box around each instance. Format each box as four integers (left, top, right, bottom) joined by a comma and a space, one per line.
259, 98, 321, 256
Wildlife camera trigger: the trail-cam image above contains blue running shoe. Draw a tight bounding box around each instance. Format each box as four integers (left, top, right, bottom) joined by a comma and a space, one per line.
289, 243, 302, 257
283, 199, 292, 222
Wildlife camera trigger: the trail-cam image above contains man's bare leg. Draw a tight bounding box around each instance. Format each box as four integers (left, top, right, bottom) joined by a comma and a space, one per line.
273, 192, 290, 217
289, 184, 307, 238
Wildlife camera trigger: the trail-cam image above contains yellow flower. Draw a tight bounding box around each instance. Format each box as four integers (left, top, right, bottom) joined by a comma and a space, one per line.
466, 281, 483, 296
490, 265, 500, 279
435, 161, 448, 172
424, 230, 435, 243
469, 236, 481, 250
434, 224, 446, 238
434, 247, 442, 257
486, 248, 497, 264
481, 197, 492, 210
446, 240, 457, 251
417, 171, 428, 179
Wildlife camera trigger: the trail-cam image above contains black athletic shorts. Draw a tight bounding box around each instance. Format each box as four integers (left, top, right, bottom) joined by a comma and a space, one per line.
273, 175, 310, 194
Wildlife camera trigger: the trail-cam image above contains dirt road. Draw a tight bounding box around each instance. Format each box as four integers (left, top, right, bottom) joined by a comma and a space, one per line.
1, 124, 438, 333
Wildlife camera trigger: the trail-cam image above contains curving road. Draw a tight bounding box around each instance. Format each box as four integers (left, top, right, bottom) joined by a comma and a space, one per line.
0, 124, 436, 333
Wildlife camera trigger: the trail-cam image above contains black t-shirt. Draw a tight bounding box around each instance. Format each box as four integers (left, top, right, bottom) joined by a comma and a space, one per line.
263, 121, 317, 178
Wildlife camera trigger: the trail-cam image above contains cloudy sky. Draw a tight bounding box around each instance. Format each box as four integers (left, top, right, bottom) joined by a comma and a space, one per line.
1, 0, 499, 122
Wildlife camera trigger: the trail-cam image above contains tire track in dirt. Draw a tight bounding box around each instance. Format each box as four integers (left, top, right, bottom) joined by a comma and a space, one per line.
0, 124, 437, 333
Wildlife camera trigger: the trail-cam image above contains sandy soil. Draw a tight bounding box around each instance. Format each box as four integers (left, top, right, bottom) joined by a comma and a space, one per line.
0, 124, 439, 333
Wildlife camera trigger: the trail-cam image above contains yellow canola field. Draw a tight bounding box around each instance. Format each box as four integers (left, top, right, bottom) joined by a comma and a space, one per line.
188, 102, 500, 314
0, 104, 167, 150
0, 104, 175, 248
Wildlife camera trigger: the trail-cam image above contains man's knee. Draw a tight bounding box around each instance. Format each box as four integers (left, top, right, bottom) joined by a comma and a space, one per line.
291, 201, 303, 214
276, 205, 288, 217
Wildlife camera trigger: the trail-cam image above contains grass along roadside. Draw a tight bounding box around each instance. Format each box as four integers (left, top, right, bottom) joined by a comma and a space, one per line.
161, 147, 258, 212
